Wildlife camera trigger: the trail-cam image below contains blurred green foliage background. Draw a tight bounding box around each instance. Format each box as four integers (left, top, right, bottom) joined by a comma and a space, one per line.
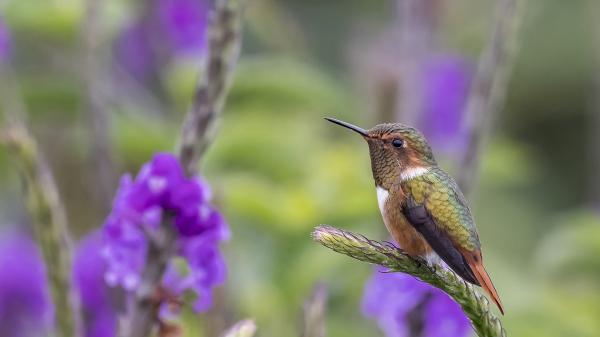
1, 0, 600, 336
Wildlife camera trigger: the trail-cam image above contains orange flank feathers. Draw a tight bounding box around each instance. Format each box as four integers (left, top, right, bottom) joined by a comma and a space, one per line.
463, 250, 505, 315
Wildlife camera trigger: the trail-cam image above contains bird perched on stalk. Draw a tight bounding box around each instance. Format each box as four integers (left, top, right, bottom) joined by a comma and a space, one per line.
325, 117, 504, 314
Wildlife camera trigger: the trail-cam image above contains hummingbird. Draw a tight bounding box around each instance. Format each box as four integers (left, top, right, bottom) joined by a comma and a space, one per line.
325, 117, 504, 314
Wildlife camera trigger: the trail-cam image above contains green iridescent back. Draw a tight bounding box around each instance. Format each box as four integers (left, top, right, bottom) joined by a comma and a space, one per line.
401, 167, 481, 251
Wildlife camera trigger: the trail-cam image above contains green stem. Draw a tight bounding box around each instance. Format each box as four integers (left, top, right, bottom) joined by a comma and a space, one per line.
301, 283, 328, 337
82, 0, 116, 212
312, 225, 506, 337
178, 0, 244, 176
457, 0, 524, 195
2, 124, 80, 337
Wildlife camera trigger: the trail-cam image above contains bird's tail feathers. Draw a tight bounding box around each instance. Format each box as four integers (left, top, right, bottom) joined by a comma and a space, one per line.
463, 250, 505, 315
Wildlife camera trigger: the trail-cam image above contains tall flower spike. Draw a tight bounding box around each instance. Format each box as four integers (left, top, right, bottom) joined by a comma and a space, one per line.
126, 0, 243, 335
102, 153, 229, 317
3, 119, 79, 337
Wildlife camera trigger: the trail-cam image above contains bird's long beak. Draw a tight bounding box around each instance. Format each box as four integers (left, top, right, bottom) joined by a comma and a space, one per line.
324, 117, 369, 137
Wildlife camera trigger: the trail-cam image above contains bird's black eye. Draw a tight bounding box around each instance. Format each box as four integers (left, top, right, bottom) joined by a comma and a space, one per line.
392, 139, 404, 148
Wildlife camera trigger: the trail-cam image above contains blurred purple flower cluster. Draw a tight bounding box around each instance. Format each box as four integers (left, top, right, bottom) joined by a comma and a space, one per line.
157, 0, 209, 53
363, 267, 471, 337
0, 17, 11, 62
114, 0, 209, 80
0, 231, 52, 337
418, 55, 473, 154
102, 153, 229, 312
0, 154, 227, 337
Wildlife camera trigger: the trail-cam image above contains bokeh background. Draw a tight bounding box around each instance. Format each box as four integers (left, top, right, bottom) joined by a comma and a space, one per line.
1, 0, 600, 336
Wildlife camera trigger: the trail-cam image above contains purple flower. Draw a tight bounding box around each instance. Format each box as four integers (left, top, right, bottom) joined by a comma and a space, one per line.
167, 233, 228, 312
114, 20, 157, 81
0, 230, 52, 337
73, 230, 118, 337
156, 0, 209, 53
102, 153, 229, 314
114, 0, 209, 79
0, 17, 11, 62
418, 55, 472, 153
362, 267, 471, 337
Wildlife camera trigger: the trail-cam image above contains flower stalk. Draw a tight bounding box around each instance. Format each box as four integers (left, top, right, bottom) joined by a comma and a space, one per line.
301, 283, 328, 337
312, 225, 506, 337
82, 0, 116, 212
178, 0, 244, 175
124, 215, 177, 337
2, 123, 80, 337
126, 0, 244, 336
457, 0, 524, 195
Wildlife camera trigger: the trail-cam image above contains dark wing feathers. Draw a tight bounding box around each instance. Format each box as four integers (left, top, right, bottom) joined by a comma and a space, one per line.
403, 196, 479, 285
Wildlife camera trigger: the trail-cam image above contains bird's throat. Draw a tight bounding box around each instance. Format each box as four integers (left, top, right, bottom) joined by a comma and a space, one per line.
400, 166, 429, 181
376, 186, 389, 216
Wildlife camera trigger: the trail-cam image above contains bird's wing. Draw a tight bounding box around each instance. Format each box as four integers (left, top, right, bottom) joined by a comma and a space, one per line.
402, 195, 479, 285
402, 168, 504, 314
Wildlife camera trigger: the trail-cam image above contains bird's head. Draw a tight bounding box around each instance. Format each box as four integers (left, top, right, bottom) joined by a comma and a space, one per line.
325, 117, 436, 189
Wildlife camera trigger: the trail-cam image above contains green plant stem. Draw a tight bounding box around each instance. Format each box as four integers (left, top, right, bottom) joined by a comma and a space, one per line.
2, 123, 79, 337
301, 283, 328, 337
457, 0, 524, 195
82, 0, 116, 212
178, 0, 244, 176
312, 225, 506, 337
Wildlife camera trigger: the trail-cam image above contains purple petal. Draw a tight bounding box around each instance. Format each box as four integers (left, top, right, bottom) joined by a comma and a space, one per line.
192, 289, 213, 312
73, 230, 118, 337
113, 20, 156, 81
0, 230, 52, 337
73, 231, 112, 309
84, 311, 118, 337
168, 180, 202, 212
102, 152, 228, 316
362, 268, 428, 318
156, 0, 209, 53
362, 267, 471, 337
419, 55, 473, 153
148, 153, 185, 179
423, 290, 471, 337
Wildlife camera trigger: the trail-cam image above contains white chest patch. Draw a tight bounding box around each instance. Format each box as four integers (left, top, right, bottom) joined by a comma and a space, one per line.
376, 186, 389, 216
400, 166, 429, 181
